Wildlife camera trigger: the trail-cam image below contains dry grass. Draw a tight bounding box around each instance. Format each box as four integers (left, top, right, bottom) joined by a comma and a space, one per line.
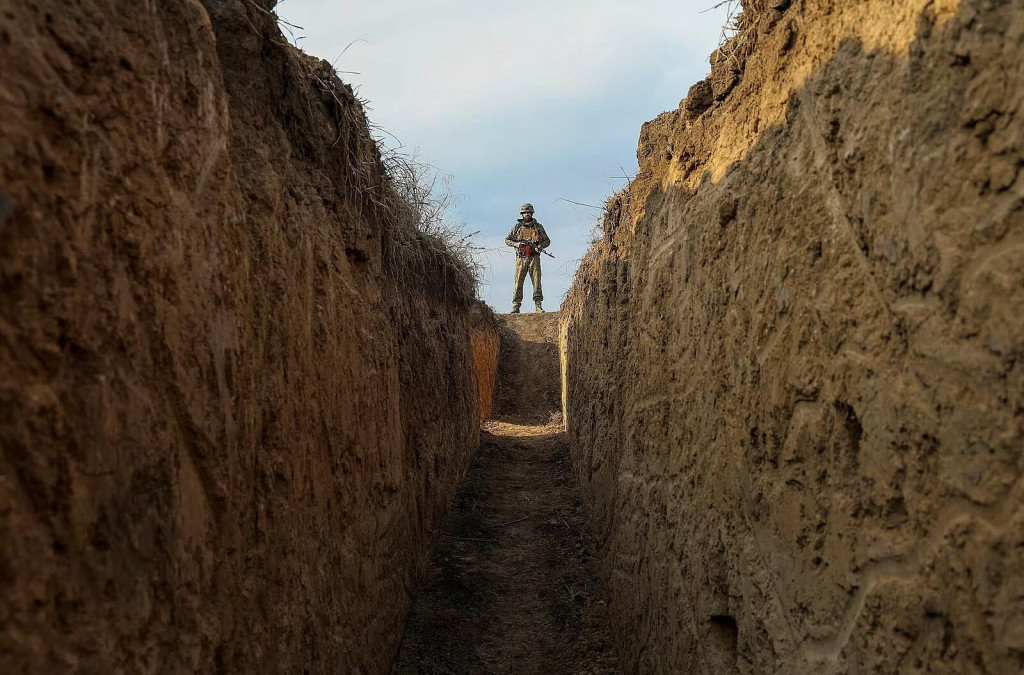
709, 0, 768, 72
264, 4, 483, 305
379, 151, 484, 302
560, 190, 632, 322
310, 63, 482, 302
708, 0, 745, 48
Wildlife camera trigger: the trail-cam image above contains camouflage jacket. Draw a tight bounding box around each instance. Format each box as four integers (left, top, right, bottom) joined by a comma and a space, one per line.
504, 219, 551, 253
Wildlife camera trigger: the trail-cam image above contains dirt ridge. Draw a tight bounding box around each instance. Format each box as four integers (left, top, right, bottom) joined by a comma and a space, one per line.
0, 1, 496, 672
561, 0, 1024, 672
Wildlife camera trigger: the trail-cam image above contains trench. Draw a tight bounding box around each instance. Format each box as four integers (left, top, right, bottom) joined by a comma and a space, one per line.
5, 1, 1022, 673
393, 313, 621, 674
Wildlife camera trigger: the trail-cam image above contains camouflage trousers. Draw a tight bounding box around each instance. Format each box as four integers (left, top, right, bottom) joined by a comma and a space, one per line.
513, 254, 543, 304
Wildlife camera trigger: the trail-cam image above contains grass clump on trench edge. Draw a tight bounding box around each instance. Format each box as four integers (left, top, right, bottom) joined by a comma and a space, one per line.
381, 151, 485, 305
281, 28, 484, 306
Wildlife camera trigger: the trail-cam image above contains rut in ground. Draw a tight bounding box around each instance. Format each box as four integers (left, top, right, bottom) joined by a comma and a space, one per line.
393, 420, 620, 674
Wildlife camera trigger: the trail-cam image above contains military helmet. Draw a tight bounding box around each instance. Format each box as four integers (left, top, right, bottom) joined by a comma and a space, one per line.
520, 203, 535, 214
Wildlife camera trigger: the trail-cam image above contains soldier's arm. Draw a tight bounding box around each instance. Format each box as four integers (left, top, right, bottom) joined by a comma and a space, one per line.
537, 223, 551, 249
505, 225, 520, 247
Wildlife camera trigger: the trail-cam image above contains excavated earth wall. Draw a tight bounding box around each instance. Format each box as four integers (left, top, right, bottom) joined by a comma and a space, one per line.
494, 313, 562, 424
561, 0, 1024, 672
0, 1, 496, 672
471, 311, 501, 422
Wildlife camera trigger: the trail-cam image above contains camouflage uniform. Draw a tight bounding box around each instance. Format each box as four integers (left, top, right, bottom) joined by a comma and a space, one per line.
505, 218, 550, 309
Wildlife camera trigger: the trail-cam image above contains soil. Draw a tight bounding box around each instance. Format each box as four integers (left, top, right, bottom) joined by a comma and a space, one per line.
0, 1, 496, 672
561, 0, 1024, 673
393, 422, 621, 675
395, 313, 619, 674
493, 313, 562, 425
4, 0, 1022, 673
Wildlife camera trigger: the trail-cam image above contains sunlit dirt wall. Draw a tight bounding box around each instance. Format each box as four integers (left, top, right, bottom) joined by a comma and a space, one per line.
561, 0, 1024, 672
471, 305, 500, 421
0, 1, 493, 672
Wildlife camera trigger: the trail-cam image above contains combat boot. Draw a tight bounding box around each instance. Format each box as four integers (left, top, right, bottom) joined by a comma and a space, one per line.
535, 302, 544, 313
511, 303, 521, 314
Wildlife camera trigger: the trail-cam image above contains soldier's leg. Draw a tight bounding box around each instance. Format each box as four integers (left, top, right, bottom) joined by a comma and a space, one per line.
530, 256, 543, 303
512, 257, 528, 308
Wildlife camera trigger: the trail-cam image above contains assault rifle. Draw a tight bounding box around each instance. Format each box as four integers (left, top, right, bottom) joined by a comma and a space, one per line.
514, 240, 556, 259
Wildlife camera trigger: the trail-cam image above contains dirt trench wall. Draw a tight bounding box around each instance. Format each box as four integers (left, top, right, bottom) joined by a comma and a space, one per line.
561, 0, 1024, 673
0, 1, 494, 672
493, 313, 562, 424
471, 306, 500, 421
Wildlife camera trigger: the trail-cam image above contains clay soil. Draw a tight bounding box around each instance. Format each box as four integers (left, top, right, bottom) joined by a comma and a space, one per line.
561, 1, 1024, 672
393, 420, 621, 674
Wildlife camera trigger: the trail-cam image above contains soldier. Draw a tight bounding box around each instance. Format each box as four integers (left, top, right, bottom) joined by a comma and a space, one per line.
505, 203, 551, 314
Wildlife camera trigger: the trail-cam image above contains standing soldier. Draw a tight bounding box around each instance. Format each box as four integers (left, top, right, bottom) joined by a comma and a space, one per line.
505, 203, 551, 313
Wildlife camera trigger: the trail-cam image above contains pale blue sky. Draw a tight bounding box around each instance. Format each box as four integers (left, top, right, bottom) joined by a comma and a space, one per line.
280, 0, 734, 310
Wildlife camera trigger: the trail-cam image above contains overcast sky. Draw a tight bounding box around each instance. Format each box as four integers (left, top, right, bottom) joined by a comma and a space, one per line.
280, 0, 735, 310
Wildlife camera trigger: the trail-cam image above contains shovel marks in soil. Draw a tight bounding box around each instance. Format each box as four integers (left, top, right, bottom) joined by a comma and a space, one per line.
393, 421, 621, 674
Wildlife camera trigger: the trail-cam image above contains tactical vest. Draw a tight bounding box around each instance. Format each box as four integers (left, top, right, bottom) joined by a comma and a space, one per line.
518, 225, 540, 243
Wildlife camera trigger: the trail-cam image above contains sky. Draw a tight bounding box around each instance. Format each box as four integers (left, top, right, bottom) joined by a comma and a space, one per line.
279, 0, 736, 310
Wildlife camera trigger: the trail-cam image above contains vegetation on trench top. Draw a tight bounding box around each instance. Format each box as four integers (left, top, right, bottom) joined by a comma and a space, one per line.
266, 0, 765, 309
383, 150, 485, 302
290, 40, 485, 305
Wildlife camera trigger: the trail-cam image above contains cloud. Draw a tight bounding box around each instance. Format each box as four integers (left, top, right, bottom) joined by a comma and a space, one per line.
286, 1, 728, 129
280, 0, 733, 308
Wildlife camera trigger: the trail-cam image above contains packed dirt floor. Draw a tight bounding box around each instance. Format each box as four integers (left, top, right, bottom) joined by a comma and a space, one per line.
394, 315, 620, 674
394, 422, 620, 674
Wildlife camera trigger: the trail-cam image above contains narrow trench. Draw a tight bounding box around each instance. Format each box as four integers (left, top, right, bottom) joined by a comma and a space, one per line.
393, 315, 621, 674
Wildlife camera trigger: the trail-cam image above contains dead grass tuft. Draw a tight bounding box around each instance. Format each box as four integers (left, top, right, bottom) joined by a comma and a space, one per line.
708, 0, 769, 73
561, 191, 632, 321
262, 8, 482, 305
380, 151, 484, 303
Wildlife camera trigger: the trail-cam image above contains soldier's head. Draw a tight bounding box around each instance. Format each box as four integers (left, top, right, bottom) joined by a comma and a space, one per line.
520, 203, 535, 221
